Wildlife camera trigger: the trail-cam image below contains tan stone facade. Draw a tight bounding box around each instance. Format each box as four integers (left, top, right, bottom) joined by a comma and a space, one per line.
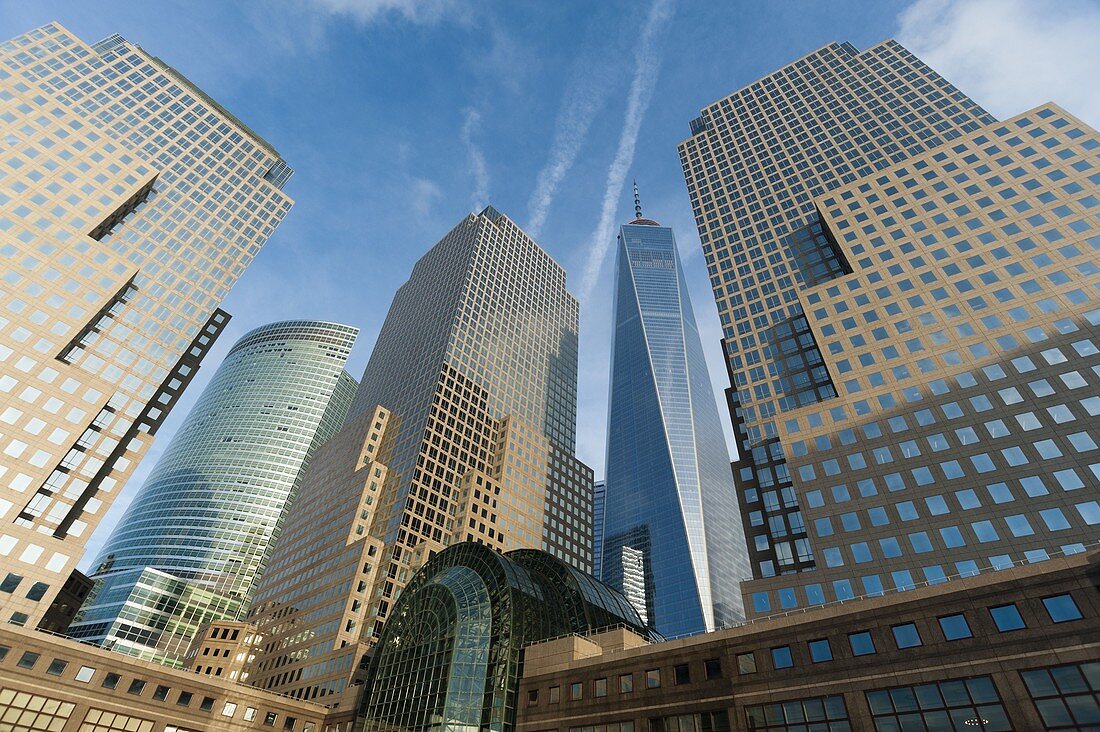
0, 24, 292, 627
183, 621, 261, 684
518, 551, 1100, 732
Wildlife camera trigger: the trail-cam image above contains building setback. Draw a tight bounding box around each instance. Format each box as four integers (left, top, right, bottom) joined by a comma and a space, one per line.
679, 41, 1100, 614
0, 24, 293, 628
68, 320, 358, 664
602, 188, 748, 636
247, 206, 593, 703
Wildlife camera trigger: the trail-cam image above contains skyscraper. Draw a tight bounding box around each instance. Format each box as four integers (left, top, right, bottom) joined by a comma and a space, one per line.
68, 320, 358, 664
592, 478, 605, 580
602, 186, 748, 637
247, 206, 593, 702
679, 41, 1100, 614
0, 24, 293, 628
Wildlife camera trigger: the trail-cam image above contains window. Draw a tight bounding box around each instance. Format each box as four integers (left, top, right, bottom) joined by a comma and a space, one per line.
153, 685, 170, 701
866, 676, 1010, 731
745, 695, 850, 731
200, 696, 216, 712
177, 691, 194, 707
808, 638, 833, 663
127, 679, 146, 695
527, 689, 538, 706
0, 645, 8, 662
938, 614, 973, 641
76, 665, 95, 682
570, 682, 582, 700
284, 717, 296, 731
849, 631, 876, 656
46, 658, 67, 676
704, 658, 722, 680
17, 651, 39, 669
737, 653, 757, 675
595, 678, 607, 697
674, 664, 690, 685
549, 686, 560, 704
222, 702, 238, 717
1020, 661, 1100, 730
989, 603, 1026, 631
619, 674, 633, 693
264, 712, 278, 727
772, 646, 794, 669
244, 708, 258, 722
892, 622, 923, 649
1042, 594, 1083, 623
646, 669, 661, 689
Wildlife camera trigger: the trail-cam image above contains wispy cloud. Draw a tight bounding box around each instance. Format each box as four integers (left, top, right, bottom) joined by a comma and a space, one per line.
461, 108, 490, 210
897, 0, 1100, 127
298, 0, 459, 24
525, 62, 615, 239
411, 177, 443, 217
578, 0, 675, 301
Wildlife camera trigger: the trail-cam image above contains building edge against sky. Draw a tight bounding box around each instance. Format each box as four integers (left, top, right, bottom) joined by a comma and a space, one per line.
601, 189, 748, 637
68, 320, 358, 665
0, 23, 294, 630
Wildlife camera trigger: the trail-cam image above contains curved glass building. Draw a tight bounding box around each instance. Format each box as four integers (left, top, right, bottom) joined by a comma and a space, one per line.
602, 190, 750, 637
358, 542, 655, 732
68, 320, 358, 664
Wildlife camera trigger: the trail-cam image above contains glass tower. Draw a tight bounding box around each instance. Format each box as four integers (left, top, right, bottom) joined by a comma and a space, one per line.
248, 207, 594, 702
592, 479, 605, 580
68, 321, 357, 663
680, 41, 1100, 615
0, 24, 293, 628
602, 188, 748, 637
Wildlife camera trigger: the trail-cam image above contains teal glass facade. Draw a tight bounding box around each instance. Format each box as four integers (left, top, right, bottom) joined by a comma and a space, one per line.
68, 320, 358, 663
358, 542, 653, 732
602, 214, 749, 637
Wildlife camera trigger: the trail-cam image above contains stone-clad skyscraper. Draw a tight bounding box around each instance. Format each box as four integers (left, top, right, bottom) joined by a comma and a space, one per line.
248, 206, 593, 702
0, 24, 293, 628
68, 321, 357, 664
602, 188, 748, 636
680, 41, 1100, 615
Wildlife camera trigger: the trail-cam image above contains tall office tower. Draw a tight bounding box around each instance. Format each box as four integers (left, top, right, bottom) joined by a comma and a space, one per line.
602, 187, 748, 637
0, 24, 293, 628
248, 206, 593, 702
592, 479, 605, 580
67, 321, 357, 664
679, 42, 1100, 614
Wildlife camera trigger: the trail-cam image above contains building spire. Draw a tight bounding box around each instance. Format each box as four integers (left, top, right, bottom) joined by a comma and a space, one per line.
633, 180, 643, 220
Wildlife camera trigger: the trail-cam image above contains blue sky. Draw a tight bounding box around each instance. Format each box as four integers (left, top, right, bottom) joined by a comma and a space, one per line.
3, 0, 1094, 567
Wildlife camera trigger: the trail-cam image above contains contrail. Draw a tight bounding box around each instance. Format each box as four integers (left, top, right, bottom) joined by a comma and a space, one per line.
578, 0, 674, 301
526, 64, 614, 239
461, 107, 490, 210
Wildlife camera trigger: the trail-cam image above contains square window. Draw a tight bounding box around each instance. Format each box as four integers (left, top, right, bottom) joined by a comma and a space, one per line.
737, 653, 757, 675
771, 645, 793, 669
1042, 594, 1083, 623
619, 674, 633, 693
938, 614, 973, 641
102, 672, 121, 689
201, 696, 216, 712
527, 689, 538, 706
46, 658, 67, 676
704, 658, 722, 680
17, 651, 39, 669
128, 679, 146, 695
645, 669, 661, 688
264, 712, 278, 726
989, 604, 1026, 631
808, 638, 833, 663
849, 631, 876, 656
892, 623, 923, 649
75, 665, 95, 682
178, 691, 194, 706
153, 685, 170, 701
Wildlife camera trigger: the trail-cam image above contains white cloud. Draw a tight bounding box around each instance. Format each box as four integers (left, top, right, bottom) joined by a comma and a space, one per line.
578, 0, 675, 301
526, 62, 615, 239
411, 177, 443, 217
461, 108, 490, 211
299, 0, 459, 24
897, 0, 1100, 128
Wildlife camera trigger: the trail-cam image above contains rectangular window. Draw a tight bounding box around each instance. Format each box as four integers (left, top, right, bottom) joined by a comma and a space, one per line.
527, 689, 538, 706
938, 614, 973, 641
1020, 661, 1100, 730
866, 676, 1010, 731
1042, 594, 1083, 623
771, 645, 794, 669
737, 653, 757, 675
46, 659, 67, 676
646, 669, 661, 689
848, 631, 876, 656
245, 708, 258, 722
264, 712, 278, 727
891, 622, 923, 649
594, 678, 607, 697
989, 603, 1027, 632
17, 651, 39, 669
619, 674, 633, 693
674, 663, 690, 685
549, 686, 560, 704
745, 695, 849, 731
283, 715, 296, 730
127, 679, 146, 695
178, 691, 194, 707
808, 638, 833, 663
704, 658, 722, 680
153, 685, 170, 701
200, 696, 216, 712
75, 665, 95, 683
570, 682, 582, 700
222, 702, 238, 717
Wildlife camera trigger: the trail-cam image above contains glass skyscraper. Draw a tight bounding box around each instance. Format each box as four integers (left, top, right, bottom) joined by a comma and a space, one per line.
0, 24, 293, 629
602, 190, 748, 637
680, 41, 1100, 615
68, 321, 357, 663
248, 206, 594, 702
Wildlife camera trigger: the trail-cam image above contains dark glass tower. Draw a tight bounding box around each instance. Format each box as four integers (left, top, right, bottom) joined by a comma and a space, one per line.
602, 186, 749, 636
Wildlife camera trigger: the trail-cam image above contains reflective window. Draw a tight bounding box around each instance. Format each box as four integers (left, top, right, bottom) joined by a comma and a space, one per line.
738, 653, 757, 675
989, 604, 1026, 632
892, 623, 923, 649
772, 646, 794, 669
1020, 661, 1100, 730
808, 638, 833, 663
865, 676, 1010, 731
1042, 594, 1083, 623
745, 695, 849, 732
938, 614, 973, 641
849, 631, 876, 656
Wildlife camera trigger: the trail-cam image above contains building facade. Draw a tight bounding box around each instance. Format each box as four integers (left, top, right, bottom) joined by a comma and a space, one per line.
518, 550, 1100, 732
602, 191, 748, 636
592, 479, 605, 580
0, 24, 294, 628
678, 42, 1100, 616
247, 206, 594, 704
68, 321, 357, 663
